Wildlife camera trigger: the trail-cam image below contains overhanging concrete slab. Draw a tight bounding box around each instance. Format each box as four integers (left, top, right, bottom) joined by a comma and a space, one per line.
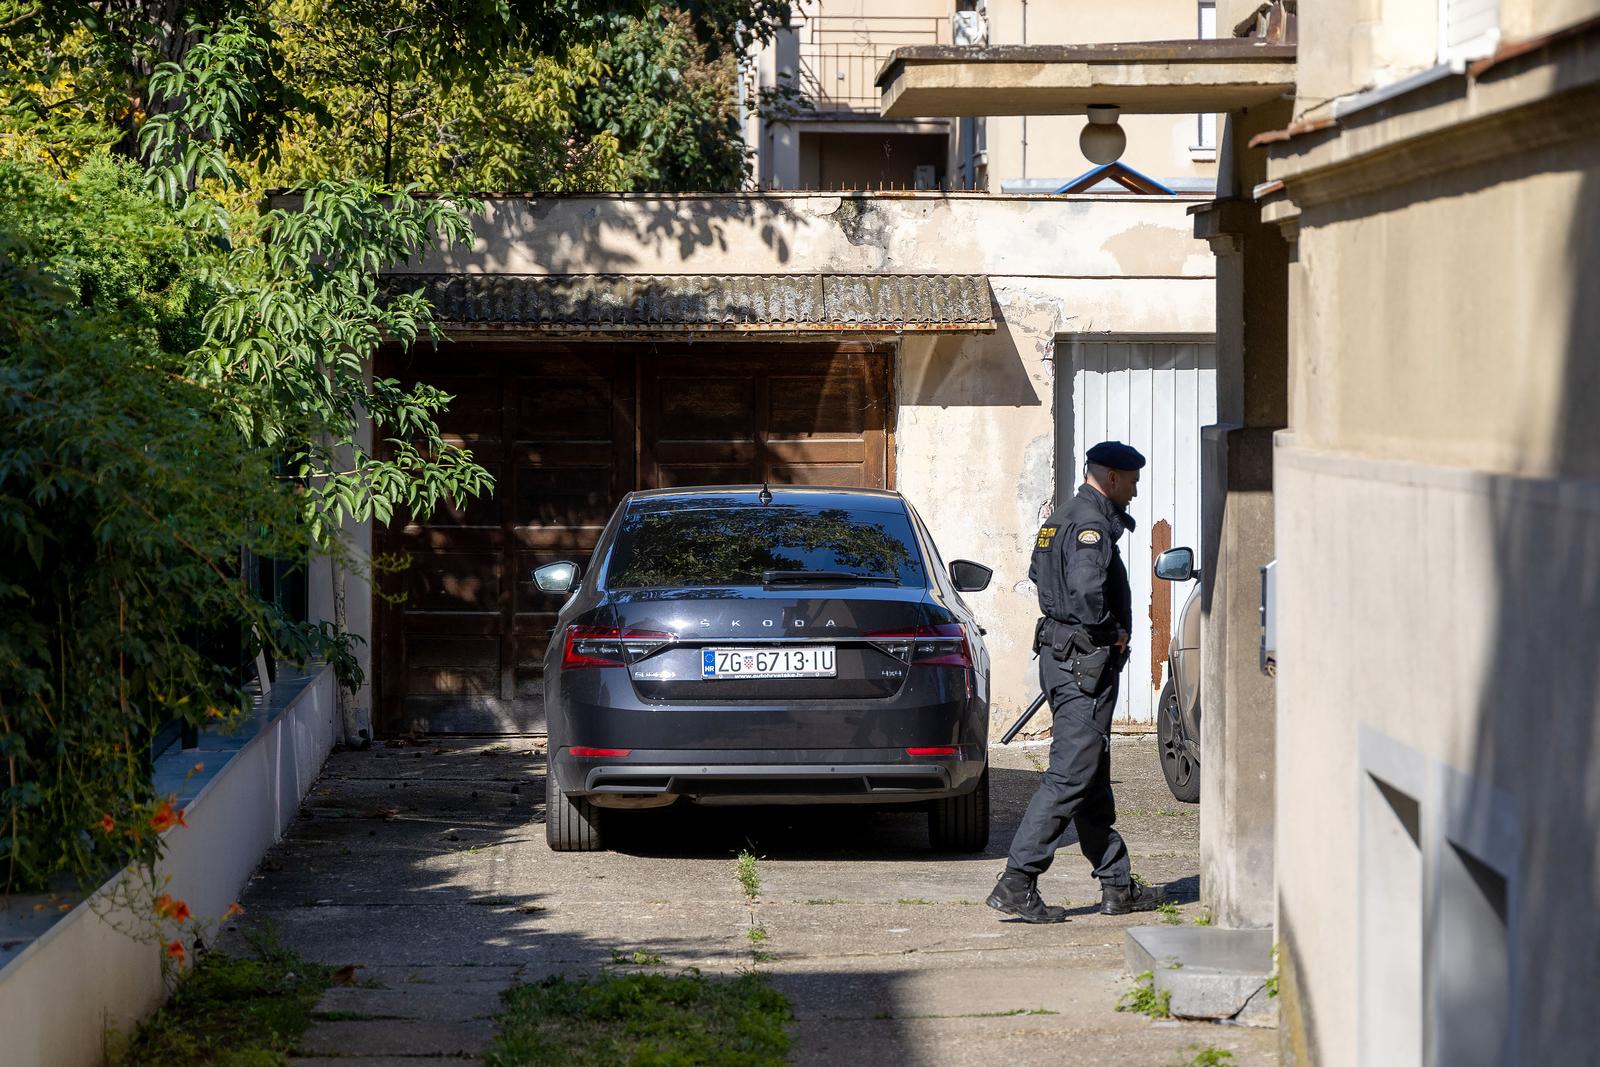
878, 40, 1296, 118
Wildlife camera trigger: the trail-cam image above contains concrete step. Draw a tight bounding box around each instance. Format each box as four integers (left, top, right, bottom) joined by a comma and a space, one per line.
1124, 925, 1276, 1027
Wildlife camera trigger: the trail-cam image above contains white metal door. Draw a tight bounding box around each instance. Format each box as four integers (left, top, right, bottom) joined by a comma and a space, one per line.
1060, 335, 1217, 723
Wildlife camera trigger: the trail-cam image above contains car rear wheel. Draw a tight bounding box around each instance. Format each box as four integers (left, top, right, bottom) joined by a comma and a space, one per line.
1157, 680, 1201, 804
928, 766, 990, 852
545, 767, 606, 852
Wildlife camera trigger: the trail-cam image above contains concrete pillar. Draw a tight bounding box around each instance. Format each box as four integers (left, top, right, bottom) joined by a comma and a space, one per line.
768, 27, 802, 189
1191, 99, 1291, 929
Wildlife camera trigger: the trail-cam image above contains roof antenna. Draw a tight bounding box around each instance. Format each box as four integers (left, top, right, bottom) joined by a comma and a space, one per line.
758, 481, 773, 506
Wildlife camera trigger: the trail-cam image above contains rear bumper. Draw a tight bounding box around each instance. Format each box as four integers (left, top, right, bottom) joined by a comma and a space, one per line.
554, 746, 987, 808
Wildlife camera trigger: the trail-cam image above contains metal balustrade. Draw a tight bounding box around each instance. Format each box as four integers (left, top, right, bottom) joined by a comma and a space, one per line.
797, 15, 947, 112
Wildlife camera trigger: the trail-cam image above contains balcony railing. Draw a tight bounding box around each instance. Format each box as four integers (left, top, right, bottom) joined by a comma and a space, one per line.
797, 15, 947, 112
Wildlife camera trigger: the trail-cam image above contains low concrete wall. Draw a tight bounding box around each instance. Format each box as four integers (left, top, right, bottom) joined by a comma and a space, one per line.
0, 666, 337, 1067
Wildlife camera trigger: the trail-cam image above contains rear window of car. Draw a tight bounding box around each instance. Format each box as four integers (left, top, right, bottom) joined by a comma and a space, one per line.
604, 504, 926, 589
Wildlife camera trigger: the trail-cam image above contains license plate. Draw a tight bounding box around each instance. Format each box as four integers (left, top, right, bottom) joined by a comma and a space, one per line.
701, 646, 837, 679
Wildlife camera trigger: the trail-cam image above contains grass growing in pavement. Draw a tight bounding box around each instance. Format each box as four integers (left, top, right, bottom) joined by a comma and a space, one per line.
1157, 901, 1182, 925
484, 971, 791, 1067
1116, 971, 1172, 1019
608, 949, 664, 967
1169, 1047, 1236, 1067
107, 930, 336, 1066
735, 850, 762, 901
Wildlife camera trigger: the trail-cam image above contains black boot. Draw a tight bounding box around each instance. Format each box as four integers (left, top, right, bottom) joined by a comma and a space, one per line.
986, 870, 1069, 924
1100, 880, 1166, 915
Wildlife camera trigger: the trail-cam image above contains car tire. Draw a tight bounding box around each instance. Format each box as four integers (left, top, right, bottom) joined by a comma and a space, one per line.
929, 766, 990, 852
545, 766, 606, 852
1157, 680, 1201, 804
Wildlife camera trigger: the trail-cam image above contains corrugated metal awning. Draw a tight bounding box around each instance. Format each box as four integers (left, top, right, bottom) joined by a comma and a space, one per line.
384, 273, 995, 333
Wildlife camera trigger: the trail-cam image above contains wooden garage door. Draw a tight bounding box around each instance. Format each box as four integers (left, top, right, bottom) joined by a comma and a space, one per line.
377, 344, 891, 735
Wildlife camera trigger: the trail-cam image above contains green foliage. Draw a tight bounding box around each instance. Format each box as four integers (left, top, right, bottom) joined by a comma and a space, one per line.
1157, 900, 1182, 924
0, 21, 486, 895
264, 1, 758, 192
0, 155, 330, 891
1169, 1047, 1237, 1067
735, 849, 761, 901
107, 929, 336, 1066
485, 971, 791, 1067
1116, 971, 1172, 1019
579, 7, 748, 192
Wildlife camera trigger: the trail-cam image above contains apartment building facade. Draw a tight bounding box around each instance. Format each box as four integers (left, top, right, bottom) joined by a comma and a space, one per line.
745, 0, 1223, 193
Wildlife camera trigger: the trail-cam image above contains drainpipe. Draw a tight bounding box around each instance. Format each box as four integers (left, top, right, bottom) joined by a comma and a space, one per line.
735, 22, 751, 189
1020, 0, 1028, 179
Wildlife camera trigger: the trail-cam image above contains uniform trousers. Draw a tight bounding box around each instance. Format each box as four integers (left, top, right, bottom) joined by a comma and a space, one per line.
1005, 652, 1131, 886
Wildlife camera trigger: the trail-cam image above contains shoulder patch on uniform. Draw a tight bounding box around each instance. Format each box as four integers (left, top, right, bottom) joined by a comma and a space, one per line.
1076, 528, 1103, 546
1035, 526, 1058, 548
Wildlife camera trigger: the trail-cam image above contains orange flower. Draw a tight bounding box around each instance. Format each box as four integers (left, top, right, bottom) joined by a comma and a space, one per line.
170, 900, 191, 924
224, 902, 245, 919
166, 940, 186, 962
150, 796, 187, 833
99, 814, 116, 834
205, 706, 225, 719
191, 762, 205, 774
154, 893, 175, 917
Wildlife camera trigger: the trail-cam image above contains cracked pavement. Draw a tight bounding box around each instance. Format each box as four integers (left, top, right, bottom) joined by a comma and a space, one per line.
225, 735, 1275, 1066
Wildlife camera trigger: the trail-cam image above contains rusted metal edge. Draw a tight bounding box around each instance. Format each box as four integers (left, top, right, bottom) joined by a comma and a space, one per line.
1248, 115, 1335, 148
1249, 14, 1600, 149
1468, 12, 1600, 77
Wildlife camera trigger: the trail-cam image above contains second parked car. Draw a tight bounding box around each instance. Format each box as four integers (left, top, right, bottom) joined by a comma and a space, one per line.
535, 486, 994, 853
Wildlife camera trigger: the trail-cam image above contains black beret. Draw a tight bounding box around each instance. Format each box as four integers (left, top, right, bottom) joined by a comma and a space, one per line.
1086, 440, 1146, 471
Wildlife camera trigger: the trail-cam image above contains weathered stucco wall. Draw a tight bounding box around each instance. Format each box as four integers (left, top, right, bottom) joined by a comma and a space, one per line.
1290, 136, 1600, 479
1272, 49, 1600, 1067
408, 193, 1214, 723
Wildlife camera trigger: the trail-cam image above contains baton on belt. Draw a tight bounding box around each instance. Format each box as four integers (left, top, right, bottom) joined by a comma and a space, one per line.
999, 690, 1050, 745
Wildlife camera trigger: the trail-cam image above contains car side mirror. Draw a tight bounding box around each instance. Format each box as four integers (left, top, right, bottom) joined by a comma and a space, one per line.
949, 559, 993, 593
1154, 547, 1198, 583
533, 561, 581, 594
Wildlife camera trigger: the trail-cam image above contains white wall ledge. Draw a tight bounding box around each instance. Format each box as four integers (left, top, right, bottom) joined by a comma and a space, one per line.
0, 663, 338, 1067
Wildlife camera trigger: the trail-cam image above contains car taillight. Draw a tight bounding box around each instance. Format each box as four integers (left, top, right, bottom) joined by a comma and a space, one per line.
867, 624, 973, 669
561, 626, 673, 670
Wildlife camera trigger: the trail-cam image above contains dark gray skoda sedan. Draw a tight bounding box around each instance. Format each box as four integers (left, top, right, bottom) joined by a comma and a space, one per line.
535, 486, 994, 853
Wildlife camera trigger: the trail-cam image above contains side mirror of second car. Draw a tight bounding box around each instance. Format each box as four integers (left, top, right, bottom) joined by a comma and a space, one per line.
1154, 547, 1199, 583
949, 559, 993, 593
533, 561, 582, 594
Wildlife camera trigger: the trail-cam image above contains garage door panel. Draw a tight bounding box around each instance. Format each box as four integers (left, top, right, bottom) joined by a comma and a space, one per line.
765, 439, 866, 464
769, 373, 872, 435
404, 636, 500, 669
657, 378, 758, 438
770, 464, 869, 487
652, 441, 759, 464
405, 665, 499, 697
656, 464, 757, 488
517, 378, 616, 440
514, 464, 614, 527
403, 554, 501, 612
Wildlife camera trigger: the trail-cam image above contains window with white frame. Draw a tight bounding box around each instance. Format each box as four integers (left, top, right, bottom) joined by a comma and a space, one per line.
1194, 2, 1217, 154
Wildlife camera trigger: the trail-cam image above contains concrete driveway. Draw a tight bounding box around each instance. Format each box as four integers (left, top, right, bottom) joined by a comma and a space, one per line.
232, 735, 1276, 1066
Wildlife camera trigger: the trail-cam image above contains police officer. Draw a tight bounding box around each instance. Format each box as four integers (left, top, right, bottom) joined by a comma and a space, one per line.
986, 441, 1167, 923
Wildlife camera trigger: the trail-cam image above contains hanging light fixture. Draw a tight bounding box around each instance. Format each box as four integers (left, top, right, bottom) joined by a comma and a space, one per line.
1079, 104, 1126, 166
